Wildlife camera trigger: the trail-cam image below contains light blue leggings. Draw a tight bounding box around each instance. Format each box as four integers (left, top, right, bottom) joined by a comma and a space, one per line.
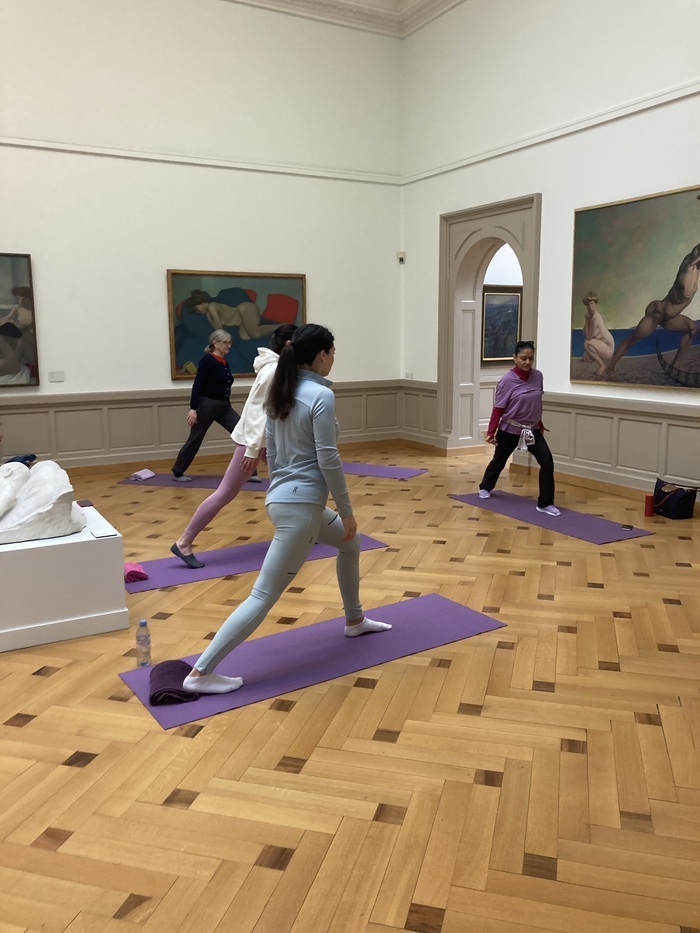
194, 502, 363, 673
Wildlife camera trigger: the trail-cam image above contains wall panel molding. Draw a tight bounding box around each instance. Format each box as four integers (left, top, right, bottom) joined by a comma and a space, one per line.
0, 381, 440, 469
3, 386, 697, 488
513, 392, 700, 489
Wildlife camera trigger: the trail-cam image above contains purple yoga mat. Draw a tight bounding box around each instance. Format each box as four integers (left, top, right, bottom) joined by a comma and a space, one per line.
125, 534, 387, 593
449, 491, 653, 544
119, 594, 505, 729
119, 462, 427, 489
119, 474, 268, 491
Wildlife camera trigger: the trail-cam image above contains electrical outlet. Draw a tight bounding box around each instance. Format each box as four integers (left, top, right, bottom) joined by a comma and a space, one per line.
48, 371, 65, 382
405, 371, 413, 379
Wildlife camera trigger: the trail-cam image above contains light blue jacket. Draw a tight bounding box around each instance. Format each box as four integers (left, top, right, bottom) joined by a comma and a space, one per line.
265, 370, 352, 518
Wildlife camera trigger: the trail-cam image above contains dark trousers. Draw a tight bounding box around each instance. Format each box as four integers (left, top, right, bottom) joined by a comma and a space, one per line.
480, 428, 555, 508
172, 397, 240, 477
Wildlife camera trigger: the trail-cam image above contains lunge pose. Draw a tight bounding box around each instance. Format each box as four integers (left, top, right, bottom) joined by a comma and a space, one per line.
181, 324, 391, 695
479, 340, 560, 516
171, 324, 297, 568
171, 330, 240, 482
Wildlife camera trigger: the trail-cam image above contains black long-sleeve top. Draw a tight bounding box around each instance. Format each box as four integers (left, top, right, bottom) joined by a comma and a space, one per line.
189, 353, 234, 410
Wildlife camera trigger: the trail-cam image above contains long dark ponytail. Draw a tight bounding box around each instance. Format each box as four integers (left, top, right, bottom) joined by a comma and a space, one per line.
266, 323, 334, 421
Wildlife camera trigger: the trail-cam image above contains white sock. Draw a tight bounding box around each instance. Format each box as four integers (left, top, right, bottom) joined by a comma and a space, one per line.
478, 489, 491, 499
344, 617, 392, 637
183, 673, 243, 694
536, 505, 561, 516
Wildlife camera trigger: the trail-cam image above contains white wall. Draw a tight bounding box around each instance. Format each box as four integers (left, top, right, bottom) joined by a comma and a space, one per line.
0, 0, 402, 394
399, 0, 699, 180
0, 145, 400, 391
399, 0, 700, 406
2, 0, 699, 408
1, 0, 401, 176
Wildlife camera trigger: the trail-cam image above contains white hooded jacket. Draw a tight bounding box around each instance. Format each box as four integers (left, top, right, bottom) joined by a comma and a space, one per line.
230, 347, 279, 458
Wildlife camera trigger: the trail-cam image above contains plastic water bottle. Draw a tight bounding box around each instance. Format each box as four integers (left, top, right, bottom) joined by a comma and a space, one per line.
136, 620, 152, 667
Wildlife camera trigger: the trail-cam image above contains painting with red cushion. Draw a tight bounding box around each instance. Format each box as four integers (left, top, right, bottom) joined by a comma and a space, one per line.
167, 270, 306, 379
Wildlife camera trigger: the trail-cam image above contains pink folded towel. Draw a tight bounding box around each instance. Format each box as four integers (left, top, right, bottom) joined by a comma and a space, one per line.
124, 562, 149, 583
130, 468, 156, 481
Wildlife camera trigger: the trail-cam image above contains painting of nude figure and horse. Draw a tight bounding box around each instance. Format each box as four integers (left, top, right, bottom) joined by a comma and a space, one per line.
570, 185, 700, 389
167, 270, 306, 379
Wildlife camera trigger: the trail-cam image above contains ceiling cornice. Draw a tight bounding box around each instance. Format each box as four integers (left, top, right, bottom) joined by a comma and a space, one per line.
220, 0, 466, 38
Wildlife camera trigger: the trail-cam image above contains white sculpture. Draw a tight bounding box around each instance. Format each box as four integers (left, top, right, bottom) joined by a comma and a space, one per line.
0, 460, 86, 545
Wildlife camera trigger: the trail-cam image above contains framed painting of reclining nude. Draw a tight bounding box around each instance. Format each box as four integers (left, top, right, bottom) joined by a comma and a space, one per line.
570, 184, 700, 388
167, 270, 306, 379
0, 253, 39, 388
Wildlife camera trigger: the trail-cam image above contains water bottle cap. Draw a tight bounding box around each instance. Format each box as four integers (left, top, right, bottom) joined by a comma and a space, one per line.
139, 619, 148, 626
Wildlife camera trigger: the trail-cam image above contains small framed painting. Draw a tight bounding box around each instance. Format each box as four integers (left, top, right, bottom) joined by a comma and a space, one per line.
0, 253, 39, 387
167, 270, 306, 379
482, 286, 522, 364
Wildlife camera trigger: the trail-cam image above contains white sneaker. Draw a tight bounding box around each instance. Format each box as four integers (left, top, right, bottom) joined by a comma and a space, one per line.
536, 505, 561, 516
478, 489, 491, 499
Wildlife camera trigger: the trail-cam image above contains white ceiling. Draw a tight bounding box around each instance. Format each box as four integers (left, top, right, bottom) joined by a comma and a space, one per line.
221, 0, 466, 37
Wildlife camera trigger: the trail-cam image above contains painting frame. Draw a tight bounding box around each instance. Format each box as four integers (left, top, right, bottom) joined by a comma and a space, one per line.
570, 184, 700, 389
0, 253, 39, 388
167, 270, 306, 380
481, 286, 522, 364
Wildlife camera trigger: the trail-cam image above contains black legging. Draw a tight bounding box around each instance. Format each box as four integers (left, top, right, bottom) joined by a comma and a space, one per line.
480, 428, 555, 508
172, 397, 240, 476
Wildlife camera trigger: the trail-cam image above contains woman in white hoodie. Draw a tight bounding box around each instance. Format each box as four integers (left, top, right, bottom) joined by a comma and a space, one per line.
170, 324, 297, 568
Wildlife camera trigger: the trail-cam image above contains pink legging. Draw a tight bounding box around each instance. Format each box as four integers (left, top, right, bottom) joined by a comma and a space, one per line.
180, 445, 252, 548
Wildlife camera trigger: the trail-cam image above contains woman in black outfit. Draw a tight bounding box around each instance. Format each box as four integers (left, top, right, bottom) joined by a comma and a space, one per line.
171, 329, 240, 482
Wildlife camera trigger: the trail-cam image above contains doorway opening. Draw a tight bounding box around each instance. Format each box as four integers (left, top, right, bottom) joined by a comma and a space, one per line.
437, 194, 541, 451
480, 243, 525, 429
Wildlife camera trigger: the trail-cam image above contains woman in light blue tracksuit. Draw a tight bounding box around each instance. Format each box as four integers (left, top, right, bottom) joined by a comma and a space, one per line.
182, 323, 391, 695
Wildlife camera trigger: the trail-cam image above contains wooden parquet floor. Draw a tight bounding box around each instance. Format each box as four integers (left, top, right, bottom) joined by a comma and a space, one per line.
2, 444, 700, 933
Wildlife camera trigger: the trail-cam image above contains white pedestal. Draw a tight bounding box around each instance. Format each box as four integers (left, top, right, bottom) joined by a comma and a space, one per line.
0, 506, 129, 652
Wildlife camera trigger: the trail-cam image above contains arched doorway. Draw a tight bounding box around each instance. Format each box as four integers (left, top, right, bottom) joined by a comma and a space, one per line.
480, 243, 525, 431
437, 194, 541, 450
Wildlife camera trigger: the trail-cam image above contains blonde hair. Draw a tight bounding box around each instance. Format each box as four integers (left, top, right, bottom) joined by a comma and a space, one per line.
205, 329, 230, 352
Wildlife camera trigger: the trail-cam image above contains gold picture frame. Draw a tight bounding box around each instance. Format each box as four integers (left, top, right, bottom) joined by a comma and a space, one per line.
167, 270, 306, 379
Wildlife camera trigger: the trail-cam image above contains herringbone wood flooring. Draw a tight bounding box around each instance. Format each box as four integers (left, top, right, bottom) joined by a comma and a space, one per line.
2, 445, 700, 933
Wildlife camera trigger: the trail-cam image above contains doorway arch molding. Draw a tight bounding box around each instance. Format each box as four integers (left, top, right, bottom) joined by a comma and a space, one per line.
437, 194, 542, 450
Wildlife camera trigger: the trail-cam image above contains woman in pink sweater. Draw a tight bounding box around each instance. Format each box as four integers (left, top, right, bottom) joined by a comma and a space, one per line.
479, 340, 560, 516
